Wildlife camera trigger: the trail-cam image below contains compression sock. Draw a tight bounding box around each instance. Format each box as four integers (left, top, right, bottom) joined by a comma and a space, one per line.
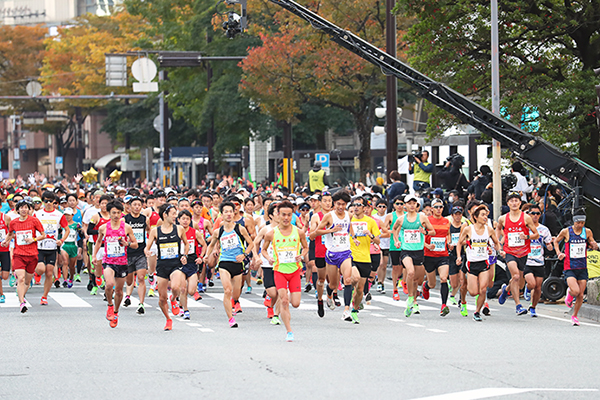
89, 273, 95, 283
326, 285, 333, 297
343, 284, 352, 307
364, 279, 370, 294
441, 282, 449, 305
76, 259, 83, 274
312, 272, 318, 286
424, 281, 430, 290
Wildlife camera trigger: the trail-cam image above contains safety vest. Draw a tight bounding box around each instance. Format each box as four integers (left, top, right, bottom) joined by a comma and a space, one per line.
414, 162, 431, 183
309, 169, 325, 192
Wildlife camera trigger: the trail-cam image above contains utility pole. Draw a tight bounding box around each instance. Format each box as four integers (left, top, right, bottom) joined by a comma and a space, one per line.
491, 0, 502, 220
385, 0, 398, 177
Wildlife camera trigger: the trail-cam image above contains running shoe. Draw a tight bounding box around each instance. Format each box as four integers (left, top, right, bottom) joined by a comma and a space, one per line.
197, 282, 205, 293
393, 290, 400, 301
286, 332, 294, 342
256, 277, 263, 285
208, 279, 214, 287
405, 304, 413, 317
40, 297, 48, 306
338, 282, 343, 291
267, 306, 274, 319
62, 280, 68, 288
565, 288, 574, 308
460, 303, 468, 317
54, 280, 60, 288
473, 312, 482, 322
413, 304, 420, 314
333, 293, 341, 307
326, 296, 335, 310
376, 283, 382, 292
402, 280, 408, 295
304, 283, 312, 293
183, 310, 190, 320
90, 286, 98, 295
234, 301, 242, 314
350, 310, 360, 324
271, 315, 281, 325
9, 274, 16, 287
342, 309, 352, 322
99, 279, 106, 289
422, 282, 430, 300
136, 304, 145, 314
498, 283, 508, 305
123, 296, 131, 307
529, 307, 537, 317
317, 300, 325, 318
87, 281, 94, 291
482, 303, 490, 316
110, 314, 119, 328
148, 288, 155, 297
365, 292, 372, 305
164, 319, 173, 331
524, 285, 531, 302
229, 317, 238, 328
358, 302, 364, 311
82, 268, 88, 274
516, 304, 528, 315
193, 292, 202, 301
571, 316, 580, 326
74, 274, 81, 282
440, 304, 450, 317
34, 273, 41, 285
20, 302, 28, 313
170, 295, 180, 316
106, 305, 114, 320
0, 294, 4, 303
67, 279, 74, 289
95, 276, 103, 286
449, 295, 458, 306
263, 295, 272, 308
245, 286, 252, 294
380, 283, 386, 294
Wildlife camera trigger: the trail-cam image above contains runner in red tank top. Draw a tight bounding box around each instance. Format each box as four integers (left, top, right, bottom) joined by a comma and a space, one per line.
0, 211, 12, 304
308, 193, 332, 317
496, 192, 539, 315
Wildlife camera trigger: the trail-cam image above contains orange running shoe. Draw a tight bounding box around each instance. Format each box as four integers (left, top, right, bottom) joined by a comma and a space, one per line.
40, 297, 48, 306
234, 301, 242, 314
193, 292, 202, 301
34, 273, 41, 285
393, 290, 400, 301
106, 305, 114, 320
402, 280, 408, 295
110, 313, 118, 328
164, 319, 173, 331
267, 306, 274, 319
96, 276, 103, 286
263, 296, 272, 308
170, 295, 180, 316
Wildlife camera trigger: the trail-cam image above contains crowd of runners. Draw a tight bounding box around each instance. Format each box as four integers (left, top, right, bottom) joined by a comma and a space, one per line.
0, 171, 598, 341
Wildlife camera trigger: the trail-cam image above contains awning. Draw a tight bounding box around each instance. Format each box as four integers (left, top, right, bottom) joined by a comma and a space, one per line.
94, 153, 122, 170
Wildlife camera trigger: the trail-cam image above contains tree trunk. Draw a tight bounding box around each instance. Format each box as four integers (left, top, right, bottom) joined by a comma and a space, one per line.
579, 118, 600, 235
354, 100, 375, 184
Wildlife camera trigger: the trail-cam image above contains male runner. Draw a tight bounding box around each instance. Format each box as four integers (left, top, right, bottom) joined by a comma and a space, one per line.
308, 193, 333, 317
178, 209, 207, 320
59, 208, 79, 288
143, 189, 166, 297
383, 196, 405, 299
87, 195, 111, 295
0, 209, 11, 303
447, 205, 464, 309
373, 199, 390, 295
423, 198, 451, 316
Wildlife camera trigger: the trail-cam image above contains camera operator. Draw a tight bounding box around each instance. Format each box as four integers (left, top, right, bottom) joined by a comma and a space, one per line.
408, 150, 433, 191
437, 153, 469, 197
510, 161, 533, 201
467, 165, 492, 200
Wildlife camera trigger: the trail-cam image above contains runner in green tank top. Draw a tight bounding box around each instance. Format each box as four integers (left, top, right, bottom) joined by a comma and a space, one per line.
392, 195, 435, 317
383, 197, 405, 299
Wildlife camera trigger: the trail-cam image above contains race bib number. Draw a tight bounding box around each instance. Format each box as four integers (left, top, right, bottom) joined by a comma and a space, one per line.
106, 237, 125, 258
507, 232, 524, 247
133, 228, 145, 243
431, 237, 446, 252
221, 232, 238, 251
277, 250, 296, 264
473, 242, 488, 257
332, 232, 349, 247
530, 244, 542, 258
0, 229, 6, 242
403, 229, 420, 244
67, 229, 77, 242
182, 240, 195, 255
571, 242, 586, 259
352, 222, 368, 237
41, 239, 57, 250
451, 233, 460, 245
16, 231, 32, 246
160, 242, 178, 259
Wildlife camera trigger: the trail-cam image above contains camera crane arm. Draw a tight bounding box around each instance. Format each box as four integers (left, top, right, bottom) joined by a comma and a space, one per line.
268, 0, 600, 209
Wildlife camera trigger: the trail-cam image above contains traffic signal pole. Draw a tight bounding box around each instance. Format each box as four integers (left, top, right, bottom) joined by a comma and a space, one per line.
385, 0, 398, 176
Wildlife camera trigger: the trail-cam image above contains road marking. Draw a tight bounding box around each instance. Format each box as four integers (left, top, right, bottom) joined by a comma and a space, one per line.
207, 293, 263, 308
387, 318, 404, 322
371, 313, 386, 317
0, 293, 31, 308
408, 387, 598, 400
427, 329, 446, 333
124, 297, 153, 309
48, 293, 92, 307
198, 328, 214, 333
406, 323, 425, 328
372, 295, 437, 311
537, 312, 600, 327
186, 323, 202, 327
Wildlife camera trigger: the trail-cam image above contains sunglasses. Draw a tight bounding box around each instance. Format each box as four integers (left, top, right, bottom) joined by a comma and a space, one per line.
377, 205, 387, 208
44, 200, 55, 204
433, 205, 444, 209
394, 202, 404, 206
528, 211, 541, 215
352, 203, 364, 207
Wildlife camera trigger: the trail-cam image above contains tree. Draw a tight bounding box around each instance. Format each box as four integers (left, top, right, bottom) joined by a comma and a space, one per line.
240, 0, 413, 182
395, 0, 600, 169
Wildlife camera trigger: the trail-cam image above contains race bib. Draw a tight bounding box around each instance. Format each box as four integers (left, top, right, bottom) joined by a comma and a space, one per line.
473, 242, 488, 257
507, 232, 524, 247
0, 229, 6, 242
16, 231, 32, 246
133, 228, 145, 243
67, 229, 77, 242
277, 250, 296, 264
530, 243, 542, 258
221, 232, 238, 251
41, 239, 57, 250
160, 242, 178, 259
106, 237, 125, 258
571, 242, 586, 259
332, 232, 349, 247
352, 221, 368, 237
182, 240, 195, 255
431, 237, 446, 252
403, 229, 420, 244
451, 233, 460, 245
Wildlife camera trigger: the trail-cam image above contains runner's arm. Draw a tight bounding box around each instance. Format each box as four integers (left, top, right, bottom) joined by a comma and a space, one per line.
587, 228, 599, 251
298, 230, 309, 260
391, 216, 403, 248
203, 234, 219, 263
125, 225, 138, 249
262, 229, 274, 264
495, 216, 505, 245
144, 228, 157, 257
92, 225, 106, 260
239, 225, 254, 256
524, 215, 539, 240
178, 226, 189, 262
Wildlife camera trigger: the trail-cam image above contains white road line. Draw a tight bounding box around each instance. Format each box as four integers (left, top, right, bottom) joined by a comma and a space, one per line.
186, 323, 202, 327
406, 323, 425, 328
0, 293, 31, 308
371, 313, 386, 317
427, 329, 447, 333
124, 297, 153, 309
408, 387, 598, 400
198, 328, 214, 332
372, 295, 437, 310
206, 293, 263, 308
387, 318, 404, 322
536, 312, 600, 327
48, 293, 92, 307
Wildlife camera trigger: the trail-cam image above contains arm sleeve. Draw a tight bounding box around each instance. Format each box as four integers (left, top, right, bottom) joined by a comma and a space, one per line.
419, 162, 434, 173
87, 222, 98, 236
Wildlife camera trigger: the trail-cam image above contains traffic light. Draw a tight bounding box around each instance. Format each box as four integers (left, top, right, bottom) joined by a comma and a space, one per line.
241, 145, 249, 169
373, 107, 402, 135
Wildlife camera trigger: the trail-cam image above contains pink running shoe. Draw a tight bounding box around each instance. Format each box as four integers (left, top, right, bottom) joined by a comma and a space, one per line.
565, 288, 574, 308
571, 316, 580, 326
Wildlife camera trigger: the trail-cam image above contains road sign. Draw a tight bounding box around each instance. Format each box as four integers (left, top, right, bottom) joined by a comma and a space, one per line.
132, 57, 158, 92
12, 160, 20, 170
315, 153, 330, 168
19, 139, 26, 150
153, 115, 172, 132
26, 81, 42, 97
56, 156, 63, 170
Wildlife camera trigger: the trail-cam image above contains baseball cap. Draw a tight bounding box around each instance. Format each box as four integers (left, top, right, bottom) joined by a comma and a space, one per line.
432, 188, 444, 196
63, 207, 74, 215
295, 198, 305, 205
404, 194, 418, 203
93, 190, 105, 197
451, 206, 464, 214
309, 194, 321, 201
299, 203, 311, 211
506, 191, 521, 202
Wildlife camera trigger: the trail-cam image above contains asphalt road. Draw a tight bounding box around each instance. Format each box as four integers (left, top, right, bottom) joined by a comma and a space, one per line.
1, 274, 599, 400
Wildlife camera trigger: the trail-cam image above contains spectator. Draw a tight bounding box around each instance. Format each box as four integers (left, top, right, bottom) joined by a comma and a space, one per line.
386, 171, 407, 208
467, 165, 492, 200
511, 161, 533, 202
437, 155, 469, 196
409, 150, 433, 191
308, 161, 329, 193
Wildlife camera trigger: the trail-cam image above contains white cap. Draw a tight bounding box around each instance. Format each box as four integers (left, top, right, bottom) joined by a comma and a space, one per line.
295, 198, 305, 205
404, 194, 418, 203
63, 207, 74, 215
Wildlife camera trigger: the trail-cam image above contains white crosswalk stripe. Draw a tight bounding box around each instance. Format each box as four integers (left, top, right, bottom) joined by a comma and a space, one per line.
0, 293, 31, 308
48, 293, 92, 307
